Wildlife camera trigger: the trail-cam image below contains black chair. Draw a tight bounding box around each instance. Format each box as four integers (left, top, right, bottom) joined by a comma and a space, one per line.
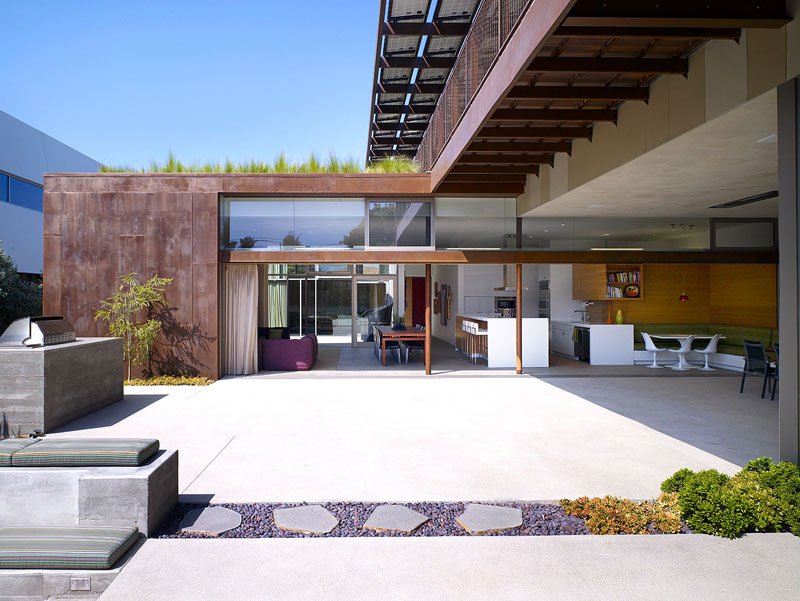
740, 340, 775, 400
771, 342, 779, 401
374, 326, 401, 364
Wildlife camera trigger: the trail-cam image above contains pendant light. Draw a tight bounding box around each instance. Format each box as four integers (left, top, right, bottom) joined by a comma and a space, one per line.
678, 269, 689, 302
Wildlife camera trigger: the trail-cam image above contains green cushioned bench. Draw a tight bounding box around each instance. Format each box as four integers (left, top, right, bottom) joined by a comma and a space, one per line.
0, 439, 38, 467
0, 526, 138, 570
6, 438, 159, 467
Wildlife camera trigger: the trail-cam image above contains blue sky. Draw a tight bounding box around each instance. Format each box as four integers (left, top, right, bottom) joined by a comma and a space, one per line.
0, 0, 378, 167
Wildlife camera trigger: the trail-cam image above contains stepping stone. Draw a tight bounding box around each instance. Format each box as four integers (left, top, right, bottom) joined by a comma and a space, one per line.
180, 506, 242, 536
273, 505, 339, 534
363, 505, 429, 532
456, 504, 523, 534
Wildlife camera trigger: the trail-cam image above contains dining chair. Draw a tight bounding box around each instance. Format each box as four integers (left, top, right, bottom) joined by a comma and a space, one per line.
695, 334, 721, 371
375, 327, 401, 364
740, 340, 775, 399
666, 335, 695, 370
771, 342, 780, 401
642, 332, 668, 368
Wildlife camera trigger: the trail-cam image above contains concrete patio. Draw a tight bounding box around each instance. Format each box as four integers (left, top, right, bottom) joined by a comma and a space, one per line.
99, 533, 800, 601
50, 367, 777, 503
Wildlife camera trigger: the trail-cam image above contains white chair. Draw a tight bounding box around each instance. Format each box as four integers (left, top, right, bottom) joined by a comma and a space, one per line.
695, 334, 720, 371
667, 335, 696, 370
642, 332, 668, 368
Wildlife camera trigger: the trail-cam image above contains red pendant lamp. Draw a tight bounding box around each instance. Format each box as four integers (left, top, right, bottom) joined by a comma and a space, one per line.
679, 270, 689, 302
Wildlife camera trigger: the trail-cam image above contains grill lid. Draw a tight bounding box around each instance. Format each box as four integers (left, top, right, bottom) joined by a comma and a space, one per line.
0, 316, 76, 347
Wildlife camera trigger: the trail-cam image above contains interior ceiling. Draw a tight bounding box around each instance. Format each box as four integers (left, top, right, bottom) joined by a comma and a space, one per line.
524, 88, 779, 218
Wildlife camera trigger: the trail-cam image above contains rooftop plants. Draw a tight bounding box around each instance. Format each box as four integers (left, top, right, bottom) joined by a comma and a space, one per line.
99, 151, 418, 174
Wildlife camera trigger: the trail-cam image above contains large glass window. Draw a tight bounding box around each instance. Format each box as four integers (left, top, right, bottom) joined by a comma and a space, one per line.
712, 219, 776, 249
220, 197, 365, 250
435, 197, 515, 249
0, 173, 8, 203
9, 177, 43, 212
520, 217, 711, 251
368, 201, 431, 247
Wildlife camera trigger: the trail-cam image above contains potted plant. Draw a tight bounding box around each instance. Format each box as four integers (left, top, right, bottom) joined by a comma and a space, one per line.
391, 316, 405, 330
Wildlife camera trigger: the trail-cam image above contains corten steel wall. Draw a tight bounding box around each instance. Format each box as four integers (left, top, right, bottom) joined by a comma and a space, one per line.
42, 173, 433, 379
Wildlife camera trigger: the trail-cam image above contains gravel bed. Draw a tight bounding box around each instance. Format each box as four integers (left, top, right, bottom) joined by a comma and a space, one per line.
157, 502, 593, 538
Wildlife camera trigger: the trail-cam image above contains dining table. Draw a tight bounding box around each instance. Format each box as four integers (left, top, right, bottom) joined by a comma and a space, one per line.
649, 334, 726, 370
375, 325, 426, 366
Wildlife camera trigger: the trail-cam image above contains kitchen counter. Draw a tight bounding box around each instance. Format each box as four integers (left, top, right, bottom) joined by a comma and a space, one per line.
551, 321, 634, 365
456, 315, 549, 368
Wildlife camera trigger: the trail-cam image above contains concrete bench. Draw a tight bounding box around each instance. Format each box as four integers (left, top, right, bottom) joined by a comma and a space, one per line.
0, 443, 177, 537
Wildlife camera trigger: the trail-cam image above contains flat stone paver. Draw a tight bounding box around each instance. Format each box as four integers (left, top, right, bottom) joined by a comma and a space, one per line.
363, 505, 429, 532
456, 504, 522, 534
274, 505, 339, 534
180, 506, 242, 536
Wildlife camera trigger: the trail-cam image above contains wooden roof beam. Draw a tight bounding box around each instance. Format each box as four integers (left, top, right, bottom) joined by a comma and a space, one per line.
459, 154, 554, 165
552, 26, 741, 40
478, 126, 593, 139
436, 182, 527, 195
443, 174, 528, 184
490, 108, 617, 122
506, 86, 648, 101
468, 142, 572, 153
526, 57, 687, 75
450, 165, 541, 175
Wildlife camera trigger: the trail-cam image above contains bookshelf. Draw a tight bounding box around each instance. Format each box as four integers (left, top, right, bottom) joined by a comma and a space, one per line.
573, 264, 644, 301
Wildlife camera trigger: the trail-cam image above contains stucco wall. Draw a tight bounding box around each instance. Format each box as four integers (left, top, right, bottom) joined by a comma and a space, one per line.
518, 19, 800, 215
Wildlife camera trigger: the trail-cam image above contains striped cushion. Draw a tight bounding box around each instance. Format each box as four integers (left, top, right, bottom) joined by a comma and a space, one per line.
0, 526, 138, 569
0, 439, 38, 467
10, 438, 159, 467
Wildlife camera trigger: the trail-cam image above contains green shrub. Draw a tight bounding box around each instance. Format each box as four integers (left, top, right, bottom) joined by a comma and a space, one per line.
661, 468, 695, 493
125, 376, 213, 386
560, 493, 682, 535
665, 460, 800, 538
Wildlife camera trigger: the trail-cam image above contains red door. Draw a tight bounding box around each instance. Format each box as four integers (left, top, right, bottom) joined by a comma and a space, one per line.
411, 277, 425, 328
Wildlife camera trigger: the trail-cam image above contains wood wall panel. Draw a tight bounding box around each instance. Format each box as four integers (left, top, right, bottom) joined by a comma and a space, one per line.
609, 264, 711, 324
710, 264, 777, 328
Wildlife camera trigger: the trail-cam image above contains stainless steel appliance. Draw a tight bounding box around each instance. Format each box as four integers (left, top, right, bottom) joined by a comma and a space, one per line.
0, 316, 76, 347
495, 296, 516, 312
574, 326, 590, 363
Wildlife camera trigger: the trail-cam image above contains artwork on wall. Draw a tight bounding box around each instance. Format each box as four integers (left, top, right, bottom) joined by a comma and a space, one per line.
440, 284, 451, 326
433, 282, 439, 315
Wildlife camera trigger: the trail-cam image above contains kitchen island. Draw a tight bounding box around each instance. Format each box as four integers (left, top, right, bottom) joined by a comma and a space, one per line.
455, 314, 549, 368
551, 321, 634, 365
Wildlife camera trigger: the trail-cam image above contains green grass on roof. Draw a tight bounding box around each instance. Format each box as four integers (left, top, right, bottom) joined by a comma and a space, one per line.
99, 151, 419, 174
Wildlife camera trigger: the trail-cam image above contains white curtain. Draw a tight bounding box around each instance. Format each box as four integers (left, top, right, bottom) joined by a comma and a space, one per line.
267, 264, 288, 327
224, 264, 258, 375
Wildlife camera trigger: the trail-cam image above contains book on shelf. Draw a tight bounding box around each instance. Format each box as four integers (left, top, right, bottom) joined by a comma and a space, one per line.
607, 271, 641, 283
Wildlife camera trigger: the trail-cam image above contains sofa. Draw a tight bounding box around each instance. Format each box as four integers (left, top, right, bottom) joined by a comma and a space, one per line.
259, 333, 318, 371
632, 323, 778, 357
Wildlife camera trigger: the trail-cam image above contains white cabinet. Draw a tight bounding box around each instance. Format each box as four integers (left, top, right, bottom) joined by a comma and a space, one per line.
550, 322, 575, 357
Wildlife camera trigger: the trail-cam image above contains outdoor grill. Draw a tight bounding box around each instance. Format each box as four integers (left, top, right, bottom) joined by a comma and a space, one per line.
0, 316, 76, 347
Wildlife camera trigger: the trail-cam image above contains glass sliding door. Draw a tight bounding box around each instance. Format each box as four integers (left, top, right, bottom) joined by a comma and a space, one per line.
354, 277, 395, 345
316, 278, 352, 344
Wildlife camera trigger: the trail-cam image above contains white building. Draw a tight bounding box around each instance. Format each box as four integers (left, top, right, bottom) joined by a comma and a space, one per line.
0, 110, 100, 275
